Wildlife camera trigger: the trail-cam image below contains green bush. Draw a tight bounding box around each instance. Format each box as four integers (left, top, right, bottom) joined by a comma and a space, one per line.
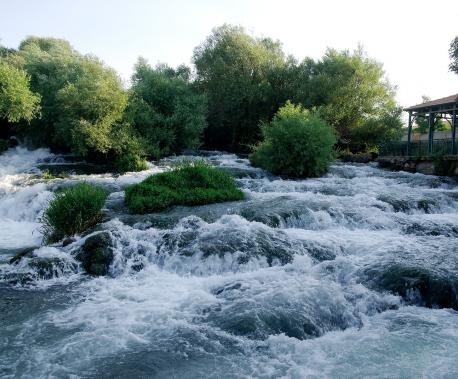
125, 161, 244, 213
112, 152, 148, 173
42, 182, 108, 243
250, 101, 337, 177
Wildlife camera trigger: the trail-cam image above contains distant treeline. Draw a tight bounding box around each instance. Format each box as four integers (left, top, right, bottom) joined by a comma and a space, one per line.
0, 25, 404, 171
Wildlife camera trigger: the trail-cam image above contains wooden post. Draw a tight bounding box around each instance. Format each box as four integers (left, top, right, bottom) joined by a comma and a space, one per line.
406, 111, 412, 156
452, 108, 457, 155
428, 111, 434, 155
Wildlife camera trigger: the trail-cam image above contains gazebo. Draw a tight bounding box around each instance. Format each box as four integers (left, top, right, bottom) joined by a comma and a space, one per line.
404, 94, 458, 156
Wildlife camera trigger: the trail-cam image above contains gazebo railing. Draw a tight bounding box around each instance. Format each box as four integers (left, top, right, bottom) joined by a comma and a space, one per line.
379, 139, 456, 157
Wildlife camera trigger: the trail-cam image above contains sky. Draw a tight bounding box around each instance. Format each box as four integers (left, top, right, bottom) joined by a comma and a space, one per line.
2, 0, 458, 108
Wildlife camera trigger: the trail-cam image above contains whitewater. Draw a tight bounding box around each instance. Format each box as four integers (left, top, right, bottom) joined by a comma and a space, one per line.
1, 146, 458, 378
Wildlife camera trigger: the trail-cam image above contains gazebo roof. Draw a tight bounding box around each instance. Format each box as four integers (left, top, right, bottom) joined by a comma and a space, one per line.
404, 93, 458, 112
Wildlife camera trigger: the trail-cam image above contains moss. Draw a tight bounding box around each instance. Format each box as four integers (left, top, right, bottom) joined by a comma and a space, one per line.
125, 161, 244, 214
41, 182, 108, 243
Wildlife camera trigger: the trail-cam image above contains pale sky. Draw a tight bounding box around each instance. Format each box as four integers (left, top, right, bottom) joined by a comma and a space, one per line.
2, 0, 458, 108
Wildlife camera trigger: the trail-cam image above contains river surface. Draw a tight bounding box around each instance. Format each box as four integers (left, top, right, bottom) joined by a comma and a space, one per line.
1, 147, 458, 378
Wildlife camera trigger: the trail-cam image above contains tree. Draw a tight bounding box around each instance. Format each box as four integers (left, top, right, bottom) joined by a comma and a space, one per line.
307, 47, 397, 142
450, 36, 458, 74
12, 37, 89, 146
351, 107, 404, 150
54, 56, 128, 156
0, 59, 40, 123
250, 101, 337, 177
126, 58, 207, 158
193, 24, 286, 151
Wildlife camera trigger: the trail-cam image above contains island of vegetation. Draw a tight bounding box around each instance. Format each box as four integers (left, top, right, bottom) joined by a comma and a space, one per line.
125, 161, 244, 214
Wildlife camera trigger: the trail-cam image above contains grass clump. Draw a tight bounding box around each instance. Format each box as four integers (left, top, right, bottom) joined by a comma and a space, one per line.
125, 161, 244, 214
42, 182, 108, 243
41, 170, 68, 180
250, 101, 337, 178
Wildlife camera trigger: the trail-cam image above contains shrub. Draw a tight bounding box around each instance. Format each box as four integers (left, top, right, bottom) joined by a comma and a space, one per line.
250, 101, 337, 177
125, 161, 244, 213
112, 152, 148, 174
42, 182, 108, 243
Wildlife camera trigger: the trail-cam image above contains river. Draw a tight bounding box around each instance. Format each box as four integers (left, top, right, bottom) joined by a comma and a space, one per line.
1, 147, 458, 378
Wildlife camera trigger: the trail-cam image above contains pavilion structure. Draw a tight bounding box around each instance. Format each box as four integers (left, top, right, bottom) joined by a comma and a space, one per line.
404, 94, 458, 156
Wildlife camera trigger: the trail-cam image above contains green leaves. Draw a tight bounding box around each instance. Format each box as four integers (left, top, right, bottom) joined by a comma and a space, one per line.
125, 161, 244, 214
126, 59, 207, 159
250, 101, 337, 178
0, 60, 40, 123
41, 183, 108, 243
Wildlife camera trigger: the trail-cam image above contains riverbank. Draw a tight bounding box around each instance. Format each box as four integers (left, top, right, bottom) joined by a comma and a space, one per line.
378, 155, 458, 176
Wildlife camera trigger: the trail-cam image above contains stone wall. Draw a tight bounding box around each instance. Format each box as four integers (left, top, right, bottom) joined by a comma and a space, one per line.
377, 156, 458, 176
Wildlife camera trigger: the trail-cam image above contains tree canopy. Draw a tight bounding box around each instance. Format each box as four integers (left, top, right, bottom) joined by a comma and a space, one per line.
0, 59, 40, 123
126, 58, 207, 159
193, 26, 400, 152
193, 24, 287, 151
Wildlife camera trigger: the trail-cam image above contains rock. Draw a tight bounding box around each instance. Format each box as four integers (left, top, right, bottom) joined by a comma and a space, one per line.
75, 231, 114, 276
9, 247, 37, 264
62, 237, 76, 247
363, 264, 458, 310
416, 161, 435, 175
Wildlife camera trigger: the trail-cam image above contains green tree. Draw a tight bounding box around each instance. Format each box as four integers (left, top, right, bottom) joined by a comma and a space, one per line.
250, 101, 337, 177
0, 59, 40, 123
450, 36, 458, 74
351, 107, 404, 151
54, 56, 128, 156
126, 58, 207, 159
307, 47, 397, 142
193, 24, 286, 151
12, 37, 85, 145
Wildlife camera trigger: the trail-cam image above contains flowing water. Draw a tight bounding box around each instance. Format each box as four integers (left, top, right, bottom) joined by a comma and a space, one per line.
1, 147, 458, 378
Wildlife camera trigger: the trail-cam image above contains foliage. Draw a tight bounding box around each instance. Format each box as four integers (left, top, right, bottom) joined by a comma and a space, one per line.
54, 56, 128, 156
414, 116, 449, 134
450, 36, 458, 74
41, 170, 68, 180
193, 24, 287, 151
41, 182, 108, 243
250, 102, 337, 177
126, 59, 207, 159
193, 26, 398, 153
125, 161, 244, 213
306, 47, 397, 141
350, 107, 404, 151
104, 121, 147, 173
0, 59, 40, 123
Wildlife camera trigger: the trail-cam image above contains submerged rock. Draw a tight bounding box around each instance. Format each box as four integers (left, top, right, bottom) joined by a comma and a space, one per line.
363, 264, 458, 310
75, 232, 114, 276
9, 247, 37, 264
5, 247, 79, 284
157, 216, 299, 266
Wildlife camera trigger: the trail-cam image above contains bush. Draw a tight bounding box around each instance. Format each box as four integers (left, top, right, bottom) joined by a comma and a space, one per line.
250, 101, 337, 177
112, 152, 148, 174
42, 182, 108, 243
125, 161, 244, 213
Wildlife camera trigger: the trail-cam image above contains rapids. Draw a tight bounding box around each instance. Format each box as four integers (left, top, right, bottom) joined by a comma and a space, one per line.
1, 147, 458, 378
